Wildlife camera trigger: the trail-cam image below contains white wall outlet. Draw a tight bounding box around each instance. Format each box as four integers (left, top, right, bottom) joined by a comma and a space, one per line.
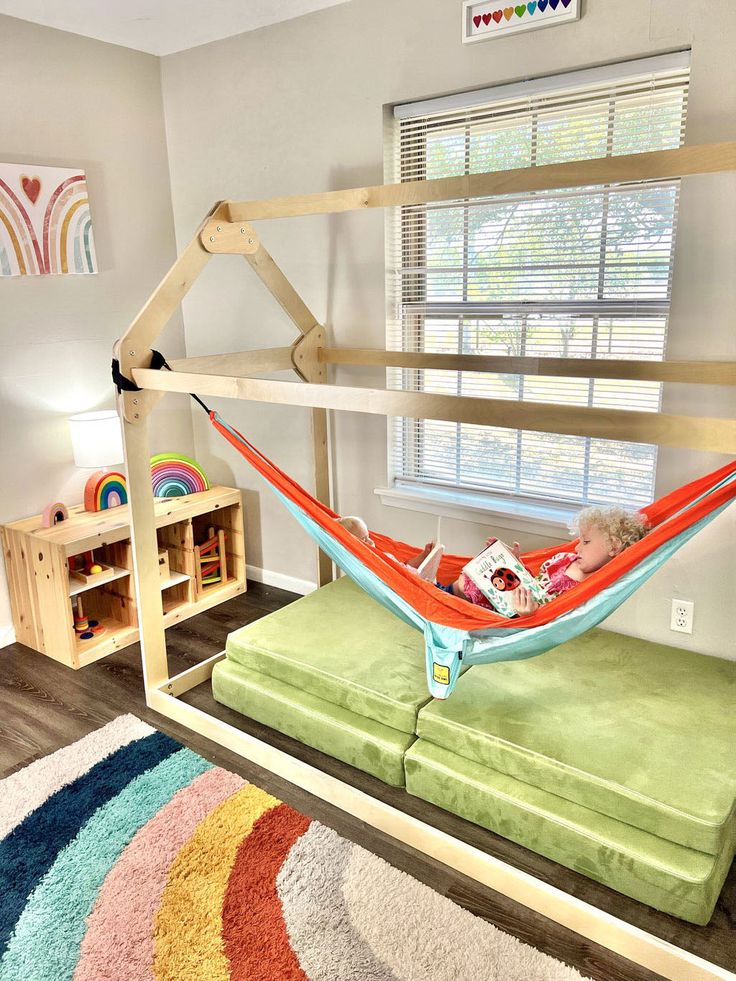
670, 599, 694, 634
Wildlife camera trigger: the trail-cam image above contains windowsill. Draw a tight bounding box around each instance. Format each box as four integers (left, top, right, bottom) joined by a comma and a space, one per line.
374, 483, 577, 538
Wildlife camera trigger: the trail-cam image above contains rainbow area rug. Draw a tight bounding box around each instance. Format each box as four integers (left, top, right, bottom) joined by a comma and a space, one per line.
0, 715, 589, 980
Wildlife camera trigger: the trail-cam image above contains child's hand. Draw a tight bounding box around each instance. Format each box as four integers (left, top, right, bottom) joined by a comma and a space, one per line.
483, 537, 521, 560
513, 587, 539, 616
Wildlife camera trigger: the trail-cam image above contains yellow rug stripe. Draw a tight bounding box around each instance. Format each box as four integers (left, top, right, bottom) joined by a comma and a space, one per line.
153, 783, 279, 981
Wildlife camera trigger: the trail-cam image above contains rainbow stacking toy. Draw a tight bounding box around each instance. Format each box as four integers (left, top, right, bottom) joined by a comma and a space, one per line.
83, 471, 128, 512
150, 454, 210, 498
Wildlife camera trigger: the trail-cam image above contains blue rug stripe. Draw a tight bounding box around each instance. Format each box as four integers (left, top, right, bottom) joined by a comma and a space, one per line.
0, 730, 179, 955
0, 748, 212, 981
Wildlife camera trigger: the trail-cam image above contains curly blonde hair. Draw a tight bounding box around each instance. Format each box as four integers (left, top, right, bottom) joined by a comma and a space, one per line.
570, 506, 649, 553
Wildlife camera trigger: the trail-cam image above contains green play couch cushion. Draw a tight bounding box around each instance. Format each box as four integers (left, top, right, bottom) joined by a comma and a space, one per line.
416, 629, 736, 855
212, 658, 415, 786
404, 740, 735, 924
225, 576, 430, 734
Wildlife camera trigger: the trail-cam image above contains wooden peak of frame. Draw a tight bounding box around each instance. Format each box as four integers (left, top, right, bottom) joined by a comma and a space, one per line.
118, 140, 736, 425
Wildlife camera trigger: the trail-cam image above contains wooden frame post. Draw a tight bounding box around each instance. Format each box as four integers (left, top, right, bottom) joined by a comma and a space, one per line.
120, 412, 168, 692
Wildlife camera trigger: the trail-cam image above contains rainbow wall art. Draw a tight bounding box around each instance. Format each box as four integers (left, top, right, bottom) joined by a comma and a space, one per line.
84, 471, 128, 512
0, 162, 98, 276
151, 454, 210, 498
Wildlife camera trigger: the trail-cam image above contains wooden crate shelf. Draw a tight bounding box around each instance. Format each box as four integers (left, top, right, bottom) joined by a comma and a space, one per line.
1, 486, 246, 669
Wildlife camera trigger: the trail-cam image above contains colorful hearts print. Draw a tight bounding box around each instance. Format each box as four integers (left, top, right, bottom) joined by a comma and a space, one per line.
472, 0, 571, 32
21, 176, 41, 204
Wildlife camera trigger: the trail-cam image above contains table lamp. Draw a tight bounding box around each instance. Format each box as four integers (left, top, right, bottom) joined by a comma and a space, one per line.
68, 410, 128, 512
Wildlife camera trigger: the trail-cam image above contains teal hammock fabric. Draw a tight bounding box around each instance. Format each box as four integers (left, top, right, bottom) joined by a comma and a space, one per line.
212, 412, 736, 698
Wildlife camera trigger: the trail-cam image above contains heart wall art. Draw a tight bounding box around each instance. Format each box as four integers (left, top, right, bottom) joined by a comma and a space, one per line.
0, 162, 98, 276
462, 0, 580, 43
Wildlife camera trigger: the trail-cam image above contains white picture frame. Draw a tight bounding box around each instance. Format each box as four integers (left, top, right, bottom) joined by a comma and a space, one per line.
462, 0, 580, 44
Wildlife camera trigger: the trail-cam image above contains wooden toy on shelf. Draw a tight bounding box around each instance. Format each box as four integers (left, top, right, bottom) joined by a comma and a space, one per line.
41, 501, 68, 528
194, 527, 228, 594
151, 454, 210, 498
72, 595, 105, 642
84, 471, 128, 512
69, 550, 115, 586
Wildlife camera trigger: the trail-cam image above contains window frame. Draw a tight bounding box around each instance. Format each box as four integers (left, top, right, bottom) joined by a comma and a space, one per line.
385, 58, 689, 520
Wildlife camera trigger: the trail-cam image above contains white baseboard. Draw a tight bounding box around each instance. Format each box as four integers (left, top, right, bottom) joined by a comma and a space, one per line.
0, 624, 17, 649
246, 565, 318, 596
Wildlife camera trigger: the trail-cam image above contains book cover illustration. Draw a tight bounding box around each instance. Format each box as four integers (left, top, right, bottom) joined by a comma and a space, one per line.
462, 538, 550, 617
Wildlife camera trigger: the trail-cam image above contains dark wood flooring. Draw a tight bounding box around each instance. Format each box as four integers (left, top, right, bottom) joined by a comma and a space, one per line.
2, 581, 734, 981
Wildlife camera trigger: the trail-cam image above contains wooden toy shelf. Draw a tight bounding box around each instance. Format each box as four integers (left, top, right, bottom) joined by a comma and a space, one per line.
1, 486, 246, 669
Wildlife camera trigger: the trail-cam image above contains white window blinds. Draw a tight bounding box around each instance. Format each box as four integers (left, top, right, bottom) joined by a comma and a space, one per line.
386, 54, 690, 510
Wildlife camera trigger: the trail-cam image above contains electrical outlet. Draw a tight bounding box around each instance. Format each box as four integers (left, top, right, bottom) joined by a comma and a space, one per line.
670, 599, 694, 634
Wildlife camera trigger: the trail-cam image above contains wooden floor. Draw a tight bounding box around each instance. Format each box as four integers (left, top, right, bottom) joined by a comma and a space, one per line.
2, 581, 734, 981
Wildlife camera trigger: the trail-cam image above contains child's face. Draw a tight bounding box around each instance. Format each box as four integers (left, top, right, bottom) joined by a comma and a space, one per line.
574, 524, 618, 574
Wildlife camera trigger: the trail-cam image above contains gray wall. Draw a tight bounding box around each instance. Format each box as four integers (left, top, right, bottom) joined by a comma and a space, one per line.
160, 0, 735, 657
0, 16, 194, 644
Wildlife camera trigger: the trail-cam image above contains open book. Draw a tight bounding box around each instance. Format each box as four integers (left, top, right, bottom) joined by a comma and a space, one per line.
416, 541, 445, 581
462, 538, 549, 617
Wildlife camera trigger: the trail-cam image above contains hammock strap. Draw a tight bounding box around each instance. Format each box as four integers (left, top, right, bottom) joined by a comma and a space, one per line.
112, 350, 212, 416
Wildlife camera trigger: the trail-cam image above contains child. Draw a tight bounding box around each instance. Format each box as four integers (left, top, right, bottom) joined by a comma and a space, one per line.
438, 506, 648, 616
336, 516, 442, 581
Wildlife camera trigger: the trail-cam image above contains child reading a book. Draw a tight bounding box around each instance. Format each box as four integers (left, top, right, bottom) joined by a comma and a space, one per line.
335, 516, 443, 581
438, 505, 648, 616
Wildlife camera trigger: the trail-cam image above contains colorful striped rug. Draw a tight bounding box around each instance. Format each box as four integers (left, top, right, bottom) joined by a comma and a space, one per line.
0, 715, 590, 980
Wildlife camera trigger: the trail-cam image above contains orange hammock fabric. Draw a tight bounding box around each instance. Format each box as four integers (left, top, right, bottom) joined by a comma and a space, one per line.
212, 413, 736, 633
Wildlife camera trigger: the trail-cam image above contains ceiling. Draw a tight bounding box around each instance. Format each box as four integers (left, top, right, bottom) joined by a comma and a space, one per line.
0, 0, 352, 56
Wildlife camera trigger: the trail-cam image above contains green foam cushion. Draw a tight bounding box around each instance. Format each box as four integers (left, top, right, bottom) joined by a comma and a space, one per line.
405, 740, 736, 924
417, 629, 736, 854
226, 576, 430, 734
213, 658, 415, 786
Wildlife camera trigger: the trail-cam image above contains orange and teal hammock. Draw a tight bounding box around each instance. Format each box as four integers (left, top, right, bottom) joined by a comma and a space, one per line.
212, 412, 736, 698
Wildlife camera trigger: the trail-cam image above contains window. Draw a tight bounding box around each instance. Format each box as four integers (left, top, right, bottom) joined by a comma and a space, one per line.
386, 54, 690, 511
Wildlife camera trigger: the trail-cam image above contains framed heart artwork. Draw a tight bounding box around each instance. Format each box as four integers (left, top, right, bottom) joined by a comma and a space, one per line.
462, 0, 580, 43
0, 162, 98, 276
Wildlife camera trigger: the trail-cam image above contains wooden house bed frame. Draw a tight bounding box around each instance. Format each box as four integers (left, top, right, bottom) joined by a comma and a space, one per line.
116, 142, 736, 981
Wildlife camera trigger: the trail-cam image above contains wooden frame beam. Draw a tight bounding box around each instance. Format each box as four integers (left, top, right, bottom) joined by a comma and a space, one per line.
243, 243, 321, 335
119, 203, 228, 424
227, 142, 736, 221
169, 347, 294, 377
132, 368, 736, 454
321, 348, 736, 386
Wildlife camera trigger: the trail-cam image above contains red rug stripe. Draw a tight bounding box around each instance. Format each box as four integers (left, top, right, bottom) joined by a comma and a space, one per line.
222, 803, 311, 980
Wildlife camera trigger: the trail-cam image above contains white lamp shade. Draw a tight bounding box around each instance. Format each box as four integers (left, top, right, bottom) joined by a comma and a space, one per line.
69, 410, 124, 469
